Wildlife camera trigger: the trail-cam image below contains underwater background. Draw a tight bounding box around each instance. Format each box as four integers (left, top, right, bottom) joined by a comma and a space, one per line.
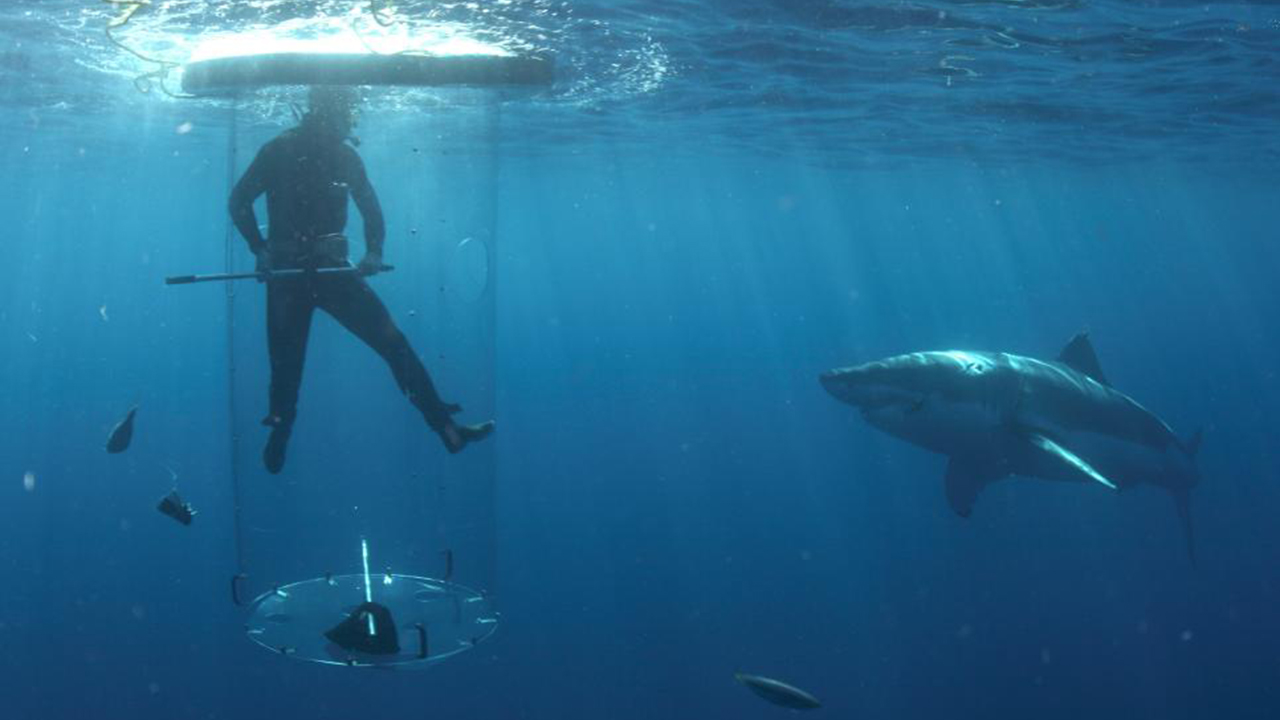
1, 1, 1278, 718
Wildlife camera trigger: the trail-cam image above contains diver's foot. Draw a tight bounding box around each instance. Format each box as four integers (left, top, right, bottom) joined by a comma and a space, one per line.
438, 420, 495, 454
263, 426, 291, 474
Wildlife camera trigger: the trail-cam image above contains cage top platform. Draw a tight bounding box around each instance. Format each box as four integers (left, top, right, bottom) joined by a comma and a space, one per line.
181, 52, 554, 95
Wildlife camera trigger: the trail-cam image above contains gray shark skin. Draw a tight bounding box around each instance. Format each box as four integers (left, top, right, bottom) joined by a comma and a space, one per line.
820, 333, 1201, 561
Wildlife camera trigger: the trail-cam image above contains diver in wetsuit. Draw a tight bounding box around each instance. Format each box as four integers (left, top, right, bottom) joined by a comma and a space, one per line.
228, 85, 494, 474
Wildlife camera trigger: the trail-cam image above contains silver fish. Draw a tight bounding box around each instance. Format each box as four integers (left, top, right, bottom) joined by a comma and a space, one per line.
105, 406, 137, 454
735, 672, 822, 710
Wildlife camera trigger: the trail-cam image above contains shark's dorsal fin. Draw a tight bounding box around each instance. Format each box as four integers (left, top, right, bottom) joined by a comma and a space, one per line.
1025, 433, 1118, 490
1057, 332, 1110, 386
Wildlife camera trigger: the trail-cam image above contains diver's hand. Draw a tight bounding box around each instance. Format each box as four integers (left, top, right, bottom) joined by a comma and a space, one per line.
357, 252, 385, 277
254, 249, 273, 281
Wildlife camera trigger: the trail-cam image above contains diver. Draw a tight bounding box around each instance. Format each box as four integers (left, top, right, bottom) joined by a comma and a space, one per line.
228, 85, 494, 474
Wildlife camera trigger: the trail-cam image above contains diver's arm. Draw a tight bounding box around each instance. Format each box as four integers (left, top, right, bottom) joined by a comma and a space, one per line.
348, 151, 386, 259
228, 148, 270, 256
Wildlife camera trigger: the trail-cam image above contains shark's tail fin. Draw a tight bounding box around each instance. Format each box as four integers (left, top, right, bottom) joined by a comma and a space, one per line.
1182, 427, 1203, 458
1170, 487, 1196, 566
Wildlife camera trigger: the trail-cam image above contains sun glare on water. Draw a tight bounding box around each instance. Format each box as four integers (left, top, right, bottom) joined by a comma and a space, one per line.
186, 15, 511, 63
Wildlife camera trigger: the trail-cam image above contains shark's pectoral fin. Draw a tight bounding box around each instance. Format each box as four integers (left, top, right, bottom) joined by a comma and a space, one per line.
1024, 432, 1118, 490
944, 457, 1004, 518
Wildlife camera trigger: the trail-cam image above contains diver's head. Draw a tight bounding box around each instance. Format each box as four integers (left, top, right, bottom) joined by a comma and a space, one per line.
302, 85, 361, 142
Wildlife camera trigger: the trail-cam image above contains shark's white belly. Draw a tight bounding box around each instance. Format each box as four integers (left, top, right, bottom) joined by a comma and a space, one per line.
865, 395, 1009, 457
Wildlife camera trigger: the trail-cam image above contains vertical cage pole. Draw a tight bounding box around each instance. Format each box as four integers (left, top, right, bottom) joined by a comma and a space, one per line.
483, 96, 501, 606
222, 97, 249, 600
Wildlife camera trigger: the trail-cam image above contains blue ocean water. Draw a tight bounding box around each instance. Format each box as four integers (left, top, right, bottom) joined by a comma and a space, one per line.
2, 1, 1279, 719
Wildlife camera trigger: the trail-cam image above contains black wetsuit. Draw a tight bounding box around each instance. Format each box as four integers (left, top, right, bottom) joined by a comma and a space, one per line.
228, 126, 455, 434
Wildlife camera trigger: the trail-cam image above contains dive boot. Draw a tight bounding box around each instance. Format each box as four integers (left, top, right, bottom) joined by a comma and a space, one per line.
438, 420, 495, 454
262, 416, 292, 474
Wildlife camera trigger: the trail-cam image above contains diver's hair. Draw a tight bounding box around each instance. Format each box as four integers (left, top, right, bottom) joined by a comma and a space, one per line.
301, 86, 361, 144
308, 85, 361, 116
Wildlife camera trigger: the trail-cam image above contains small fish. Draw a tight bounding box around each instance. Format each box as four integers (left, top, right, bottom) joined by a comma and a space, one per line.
157, 490, 196, 526
105, 406, 137, 453
735, 672, 822, 710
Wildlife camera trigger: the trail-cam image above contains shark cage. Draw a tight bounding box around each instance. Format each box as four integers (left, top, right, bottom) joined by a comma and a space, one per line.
173, 47, 550, 669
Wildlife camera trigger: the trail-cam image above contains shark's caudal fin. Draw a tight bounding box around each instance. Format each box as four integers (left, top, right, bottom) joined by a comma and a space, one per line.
1172, 429, 1201, 564
1182, 428, 1203, 458
1170, 487, 1196, 565
1057, 332, 1111, 386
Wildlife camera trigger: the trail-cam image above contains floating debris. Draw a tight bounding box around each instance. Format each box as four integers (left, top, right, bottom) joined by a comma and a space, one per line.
99, 305, 109, 322
157, 490, 196, 526
22, 471, 35, 492
734, 672, 822, 710
105, 406, 137, 453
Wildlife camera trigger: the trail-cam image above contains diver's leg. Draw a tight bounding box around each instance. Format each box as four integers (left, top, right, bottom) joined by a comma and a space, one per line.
316, 274, 451, 425
317, 274, 492, 452
264, 279, 315, 472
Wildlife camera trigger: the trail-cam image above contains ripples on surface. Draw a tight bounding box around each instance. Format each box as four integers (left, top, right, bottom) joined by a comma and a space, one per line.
0, 0, 1277, 168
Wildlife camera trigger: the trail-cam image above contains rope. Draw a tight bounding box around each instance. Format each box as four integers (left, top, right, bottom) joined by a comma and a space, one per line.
369, 0, 397, 27
100, 0, 193, 97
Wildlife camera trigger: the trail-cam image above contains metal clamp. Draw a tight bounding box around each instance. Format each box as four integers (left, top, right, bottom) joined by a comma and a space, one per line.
415, 623, 429, 659
231, 573, 248, 606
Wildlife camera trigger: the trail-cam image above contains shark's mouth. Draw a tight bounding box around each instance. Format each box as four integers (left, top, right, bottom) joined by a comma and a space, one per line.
857, 392, 924, 415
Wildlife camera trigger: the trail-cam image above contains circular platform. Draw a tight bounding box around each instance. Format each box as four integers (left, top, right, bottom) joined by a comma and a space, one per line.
244, 573, 498, 668
181, 52, 554, 95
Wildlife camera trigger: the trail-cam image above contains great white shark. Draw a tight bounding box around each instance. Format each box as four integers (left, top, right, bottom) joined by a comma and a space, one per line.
820, 333, 1201, 560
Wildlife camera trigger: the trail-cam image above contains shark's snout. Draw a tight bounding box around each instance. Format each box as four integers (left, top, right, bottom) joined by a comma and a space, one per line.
818, 368, 842, 393
820, 366, 872, 406
818, 369, 840, 394
821, 360, 927, 414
